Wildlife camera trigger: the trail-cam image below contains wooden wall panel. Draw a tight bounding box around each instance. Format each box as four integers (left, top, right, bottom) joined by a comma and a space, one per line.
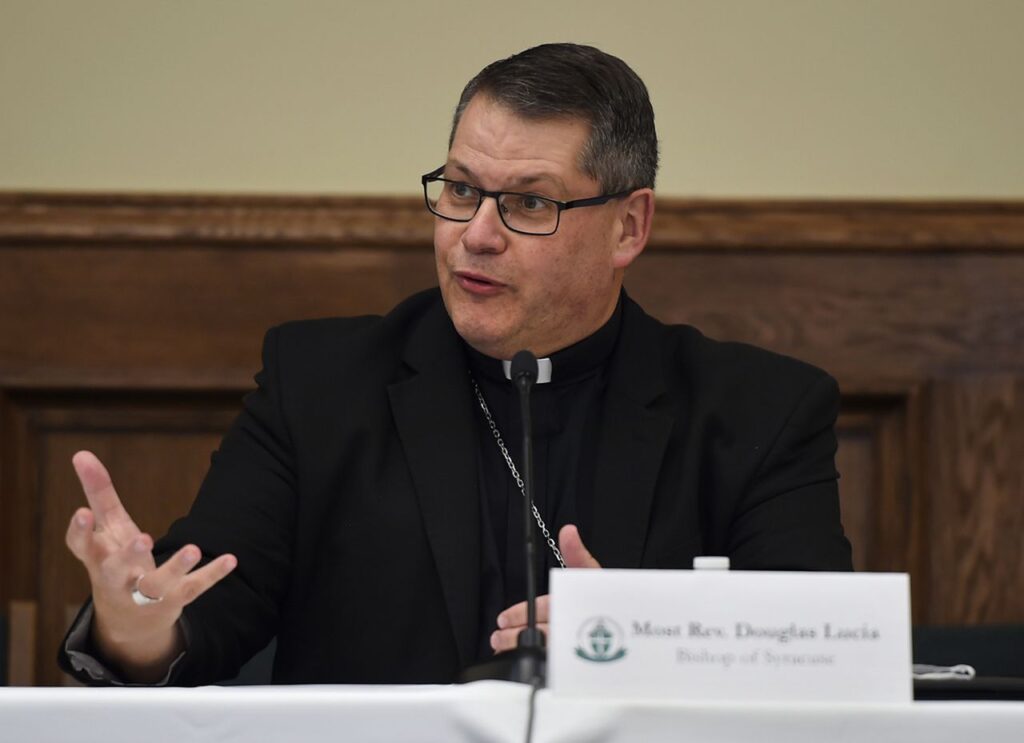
1, 192, 1023, 684
0, 246, 435, 388
835, 395, 931, 618
834, 412, 875, 572
628, 251, 1024, 391
922, 377, 1024, 624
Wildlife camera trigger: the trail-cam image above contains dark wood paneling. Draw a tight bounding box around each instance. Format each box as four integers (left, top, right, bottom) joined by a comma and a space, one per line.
6, 601, 37, 685
834, 412, 875, 572
2, 192, 1023, 684
628, 251, 1024, 391
922, 377, 1024, 624
0, 245, 435, 388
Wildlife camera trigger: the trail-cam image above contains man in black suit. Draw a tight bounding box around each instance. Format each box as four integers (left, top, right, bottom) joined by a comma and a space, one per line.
61, 43, 851, 686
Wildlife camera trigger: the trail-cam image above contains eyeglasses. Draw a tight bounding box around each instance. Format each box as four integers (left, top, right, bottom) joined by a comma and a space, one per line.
421, 166, 632, 236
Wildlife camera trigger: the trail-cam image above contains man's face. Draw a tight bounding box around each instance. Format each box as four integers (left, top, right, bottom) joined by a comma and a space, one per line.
434, 95, 626, 359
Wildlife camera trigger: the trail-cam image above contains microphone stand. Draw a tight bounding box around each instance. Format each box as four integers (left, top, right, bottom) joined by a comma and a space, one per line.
458, 351, 546, 687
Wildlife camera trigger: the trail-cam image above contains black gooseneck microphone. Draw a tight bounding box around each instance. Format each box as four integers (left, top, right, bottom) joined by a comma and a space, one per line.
510, 350, 545, 675
458, 350, 546, 688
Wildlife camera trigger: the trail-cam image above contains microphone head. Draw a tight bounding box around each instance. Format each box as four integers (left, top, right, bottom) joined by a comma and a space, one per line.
510, 350, 539, 386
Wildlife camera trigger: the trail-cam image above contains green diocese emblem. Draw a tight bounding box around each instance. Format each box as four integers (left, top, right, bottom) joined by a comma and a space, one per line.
575, 616, 627, 663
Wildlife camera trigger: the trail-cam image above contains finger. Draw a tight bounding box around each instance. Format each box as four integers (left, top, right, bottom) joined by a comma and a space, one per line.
135, 544, 203, 601
92, 533, 157, 592
559, 524, 601, 569
66, 506, 143, 564
497, 595, 549, 630
171, 553, 238, 607
113, 533, 156, 575
66, 508, 102, 564
71, 451, 140, 542
139, 547, 237, 607
491, 624, 548, 654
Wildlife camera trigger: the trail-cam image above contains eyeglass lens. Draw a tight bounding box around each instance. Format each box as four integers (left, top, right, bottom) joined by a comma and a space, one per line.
424, 180, 559, 235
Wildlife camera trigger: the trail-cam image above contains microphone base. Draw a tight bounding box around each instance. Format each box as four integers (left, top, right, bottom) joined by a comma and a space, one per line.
457, 645, 547, 687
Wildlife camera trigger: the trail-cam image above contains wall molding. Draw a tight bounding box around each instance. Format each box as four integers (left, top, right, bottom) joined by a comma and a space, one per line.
2, 192, 1023, 251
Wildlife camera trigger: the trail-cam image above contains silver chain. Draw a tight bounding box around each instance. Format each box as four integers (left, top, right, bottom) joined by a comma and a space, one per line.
470, 375, 566, 568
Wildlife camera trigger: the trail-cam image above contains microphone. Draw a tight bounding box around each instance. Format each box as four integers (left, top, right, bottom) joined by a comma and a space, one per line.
458, 350, 546, 687
510, 351, 544, 667
510, 349, 538, 387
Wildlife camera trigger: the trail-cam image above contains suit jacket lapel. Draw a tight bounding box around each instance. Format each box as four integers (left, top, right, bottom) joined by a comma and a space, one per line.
387, 300, 480, 668
589, 297, 675, 568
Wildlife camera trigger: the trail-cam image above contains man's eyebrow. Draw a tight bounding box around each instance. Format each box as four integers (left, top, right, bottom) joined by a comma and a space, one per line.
447, 161, 567, 194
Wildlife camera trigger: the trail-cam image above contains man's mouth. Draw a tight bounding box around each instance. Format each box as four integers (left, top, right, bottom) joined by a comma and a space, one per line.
454, 271, 506, 296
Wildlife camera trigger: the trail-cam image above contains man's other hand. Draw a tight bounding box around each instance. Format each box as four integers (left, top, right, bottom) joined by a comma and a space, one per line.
489, 524, 600, 653
64, 451, 237, 681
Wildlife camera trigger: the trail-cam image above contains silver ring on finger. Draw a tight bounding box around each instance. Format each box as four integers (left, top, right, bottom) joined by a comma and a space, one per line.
131, 573, 164, 606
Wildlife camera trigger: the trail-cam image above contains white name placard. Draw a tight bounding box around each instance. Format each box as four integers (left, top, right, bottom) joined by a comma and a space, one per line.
549, 569, 911, 703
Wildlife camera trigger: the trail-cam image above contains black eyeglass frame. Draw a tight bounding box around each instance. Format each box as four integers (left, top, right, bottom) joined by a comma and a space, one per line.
420, 166, 633, 236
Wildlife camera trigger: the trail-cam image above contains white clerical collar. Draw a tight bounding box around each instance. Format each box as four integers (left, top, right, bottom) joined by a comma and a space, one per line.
501, 357, 553, 384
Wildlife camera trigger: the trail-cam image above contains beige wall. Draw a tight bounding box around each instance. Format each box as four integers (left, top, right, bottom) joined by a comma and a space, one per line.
1, 0, 1021, 198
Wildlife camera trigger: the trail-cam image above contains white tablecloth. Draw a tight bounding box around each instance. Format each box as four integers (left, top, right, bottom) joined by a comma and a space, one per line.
1, 683, 1022, 743
534, 694, 1024, 742
0, 682, 531, 743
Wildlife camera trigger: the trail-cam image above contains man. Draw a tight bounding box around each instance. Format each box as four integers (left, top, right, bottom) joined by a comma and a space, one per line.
60, 43, 851, 686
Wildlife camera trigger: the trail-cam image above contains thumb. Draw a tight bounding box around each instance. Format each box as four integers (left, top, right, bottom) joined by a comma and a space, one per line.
559, 524, 601, 569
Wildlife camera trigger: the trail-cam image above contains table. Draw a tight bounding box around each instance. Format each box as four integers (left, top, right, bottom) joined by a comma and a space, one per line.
1, 683, 1022, 743
533, 694, 1024, 742
0, 682, 530, 743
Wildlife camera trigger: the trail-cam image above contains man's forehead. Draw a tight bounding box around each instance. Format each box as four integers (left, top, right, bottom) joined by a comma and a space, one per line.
447, 97, 593, 191
445, 159, 569, 192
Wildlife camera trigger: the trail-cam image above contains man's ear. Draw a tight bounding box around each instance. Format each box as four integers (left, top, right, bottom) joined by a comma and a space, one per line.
611, 188, 655, 270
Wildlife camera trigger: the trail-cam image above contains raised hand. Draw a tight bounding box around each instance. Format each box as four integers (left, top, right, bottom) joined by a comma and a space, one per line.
64, 451, 237, 681
489, 523, 601, 653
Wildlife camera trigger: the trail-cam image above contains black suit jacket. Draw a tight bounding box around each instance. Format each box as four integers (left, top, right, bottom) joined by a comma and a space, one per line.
63, 288, 852, 685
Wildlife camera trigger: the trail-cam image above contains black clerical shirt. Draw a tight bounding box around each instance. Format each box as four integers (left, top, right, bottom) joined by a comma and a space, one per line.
464, 299, 623, 661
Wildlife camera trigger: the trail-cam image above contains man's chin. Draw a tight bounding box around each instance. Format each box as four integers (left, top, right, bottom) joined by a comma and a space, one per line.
451, 317, 516, 359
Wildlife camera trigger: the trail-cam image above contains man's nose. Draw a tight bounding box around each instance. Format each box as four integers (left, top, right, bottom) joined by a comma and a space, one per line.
461, 197, 508, 254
